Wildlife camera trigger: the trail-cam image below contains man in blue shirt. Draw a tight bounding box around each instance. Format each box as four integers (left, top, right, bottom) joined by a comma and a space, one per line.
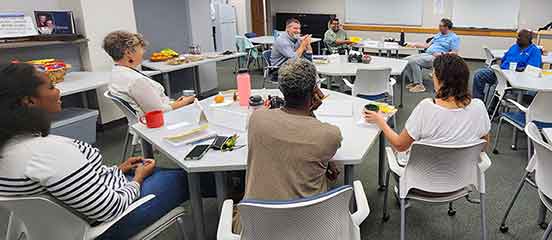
402, 18, 460, 93
472, 29, 542, 100
271, 18, 313, 68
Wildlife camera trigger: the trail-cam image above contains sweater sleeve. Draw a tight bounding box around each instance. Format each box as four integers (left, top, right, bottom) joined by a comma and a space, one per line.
24, 137, 141, 222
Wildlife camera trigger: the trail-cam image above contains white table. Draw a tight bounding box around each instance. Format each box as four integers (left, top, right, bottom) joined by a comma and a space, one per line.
491, 48, 552, 65
501, 70, 552, 92
354, 41, 421, 58
315, 55, 409, 107
141, 52, 246, 97
249, 35, 323, 54
132, 89, 393, 240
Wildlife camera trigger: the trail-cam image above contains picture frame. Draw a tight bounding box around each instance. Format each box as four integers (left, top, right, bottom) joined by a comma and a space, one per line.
34, 11, 75, 35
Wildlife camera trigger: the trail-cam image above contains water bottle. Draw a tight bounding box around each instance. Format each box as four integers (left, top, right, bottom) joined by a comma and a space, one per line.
236, 68, 251, 107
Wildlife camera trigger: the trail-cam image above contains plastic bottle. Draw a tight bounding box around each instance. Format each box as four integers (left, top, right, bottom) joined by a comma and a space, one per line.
236, 68, 251, 106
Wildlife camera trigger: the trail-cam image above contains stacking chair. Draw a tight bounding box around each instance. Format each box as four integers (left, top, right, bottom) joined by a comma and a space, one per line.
525, 122, 552, 240
499, 122, 550, 233
382, 142, 490, 240
244, 32, 257, 38
482, 47, 499, 67
492, 91, 552, 155
235, 36, 261, 70
488, 65, 514, 120
217, 181, 370, 240
104, 91, 140, 161
261, 50, 279, 88
0, 194, 189, 240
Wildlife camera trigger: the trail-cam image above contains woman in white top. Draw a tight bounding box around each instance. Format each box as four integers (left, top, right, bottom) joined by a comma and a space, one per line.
364, 54, 491, 162
102, 31, 195, 115
0, 63, 215, 239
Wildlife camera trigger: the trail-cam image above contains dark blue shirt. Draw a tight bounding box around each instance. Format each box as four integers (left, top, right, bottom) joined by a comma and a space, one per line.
500, 43, 542, 70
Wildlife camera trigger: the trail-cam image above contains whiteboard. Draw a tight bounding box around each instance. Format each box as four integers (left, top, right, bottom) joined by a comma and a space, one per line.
452, 0, 520, 29
345, 0, 423, 26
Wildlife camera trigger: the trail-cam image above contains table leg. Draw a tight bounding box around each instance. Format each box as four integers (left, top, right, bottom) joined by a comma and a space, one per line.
215, 172, 227, 214
344, 165, 356, 210
192, 66, 202, 98
140, 139, 154, 158
378, 49, 382, 57
378, 133, 387, 191
399, 75, 404, 108
187, 172, 206, 240
162, 73, 171, 96
387, 50, 391, 57
317, 41, 321, 55
80, 92, 89, 108
395, 50, 399, 58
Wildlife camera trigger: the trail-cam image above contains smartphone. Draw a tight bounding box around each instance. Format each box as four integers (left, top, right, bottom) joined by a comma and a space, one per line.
184, 144, 211, 161
211, 136, 229, 150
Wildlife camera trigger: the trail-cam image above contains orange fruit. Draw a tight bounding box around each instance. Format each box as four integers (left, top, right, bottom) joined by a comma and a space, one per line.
214, 95, 225, 104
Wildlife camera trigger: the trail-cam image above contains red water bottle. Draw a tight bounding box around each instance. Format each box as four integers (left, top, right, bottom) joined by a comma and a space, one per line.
236, 69, 251, 106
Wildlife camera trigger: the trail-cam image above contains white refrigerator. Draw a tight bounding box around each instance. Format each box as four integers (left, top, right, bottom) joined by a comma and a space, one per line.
213, 2, 237, 52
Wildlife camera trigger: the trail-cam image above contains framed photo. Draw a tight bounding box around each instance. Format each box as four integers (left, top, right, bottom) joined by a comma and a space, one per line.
34, 11, 75, 35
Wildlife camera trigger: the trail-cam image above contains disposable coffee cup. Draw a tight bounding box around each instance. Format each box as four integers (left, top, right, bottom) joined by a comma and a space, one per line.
509, 62, 517, 71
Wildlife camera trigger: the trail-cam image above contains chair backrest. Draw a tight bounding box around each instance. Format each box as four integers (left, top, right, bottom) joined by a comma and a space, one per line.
244, 32, 257, 38
526, 122, 552, 200
261, 50, 272, 66
237, 185, 360, 240
482, 47, 496, 67
400, 142, 487, 198
490, 65, 510, 97
353, 68, 392, 97
0, 195, 89, 240
104, 91, 139, 126
527, 91, 552, 124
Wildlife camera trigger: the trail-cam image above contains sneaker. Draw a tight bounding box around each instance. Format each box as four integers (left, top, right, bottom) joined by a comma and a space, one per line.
409, 84, 426, 93
405, 83, 417, 89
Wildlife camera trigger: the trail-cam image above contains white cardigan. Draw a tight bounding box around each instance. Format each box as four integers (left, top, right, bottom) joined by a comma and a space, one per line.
109, 65, 172, 115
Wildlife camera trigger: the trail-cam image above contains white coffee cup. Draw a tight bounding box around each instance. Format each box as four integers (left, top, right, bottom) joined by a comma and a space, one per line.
509, 62, 518, 71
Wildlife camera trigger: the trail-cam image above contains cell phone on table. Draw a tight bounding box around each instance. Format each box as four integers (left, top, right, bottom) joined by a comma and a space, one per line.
211, 136, 229, 150
184, 144, 211, 161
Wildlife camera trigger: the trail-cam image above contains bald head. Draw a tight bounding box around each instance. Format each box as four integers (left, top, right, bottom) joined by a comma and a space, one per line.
517, 29, 533, 48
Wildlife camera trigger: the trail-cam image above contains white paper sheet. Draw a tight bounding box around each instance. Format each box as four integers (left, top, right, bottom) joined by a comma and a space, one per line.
315, 101, 353, 117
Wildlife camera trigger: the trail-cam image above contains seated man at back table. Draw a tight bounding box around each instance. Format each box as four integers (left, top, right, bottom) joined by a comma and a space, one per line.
402, 18, 460, 93
234, 59, 342, 231
472, 29, 542, 100
324, 17, 354, 55
271, 18, 313, 70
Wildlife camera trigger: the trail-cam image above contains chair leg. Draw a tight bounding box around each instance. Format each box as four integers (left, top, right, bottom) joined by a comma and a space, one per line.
176, 216, 189, 240
401, 198, 407, 240
382, 169, 391, 222
492, 118, 504, 154
448, 202, 456, 216
543, 222, 552, 240
480, 193, 488, 240
499, 172, 530, 233
511, 127, 518, 150
490, 95, 502, 121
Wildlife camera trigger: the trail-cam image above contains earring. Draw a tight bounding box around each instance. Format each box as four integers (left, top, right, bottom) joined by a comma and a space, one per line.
129, 59, 134, 64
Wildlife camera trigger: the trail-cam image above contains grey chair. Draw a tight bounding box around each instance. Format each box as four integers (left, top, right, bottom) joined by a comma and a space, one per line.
103, 91, 140, 161
382, 142, 491, 240
217, 181, 370, 240
0, 194, 189, 240
525, 122, 552, 240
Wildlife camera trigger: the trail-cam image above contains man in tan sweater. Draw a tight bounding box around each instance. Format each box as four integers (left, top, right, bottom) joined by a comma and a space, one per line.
233, 59, 343, 232
244, 61, 343, 201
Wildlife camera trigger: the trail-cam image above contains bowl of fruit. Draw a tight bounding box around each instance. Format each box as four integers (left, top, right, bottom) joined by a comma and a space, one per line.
149, 48, 179, 62
25, 59, 71, 84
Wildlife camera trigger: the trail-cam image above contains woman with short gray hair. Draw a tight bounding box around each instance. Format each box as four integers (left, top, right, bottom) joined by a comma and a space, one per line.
103, 30, 195, 115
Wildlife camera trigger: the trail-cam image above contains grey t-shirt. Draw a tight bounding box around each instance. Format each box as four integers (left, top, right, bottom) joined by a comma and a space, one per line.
270, 33, 313, 67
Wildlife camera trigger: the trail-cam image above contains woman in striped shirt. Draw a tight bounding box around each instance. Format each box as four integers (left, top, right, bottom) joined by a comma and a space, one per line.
0, 63, 215, 239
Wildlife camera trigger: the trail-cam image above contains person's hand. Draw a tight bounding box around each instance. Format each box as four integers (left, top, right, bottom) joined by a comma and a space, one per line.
326, 162, 340, 181
301, 35, 312, 47
432, 52, 443, 57
346, 40, 355, 45
363, 109, 386, 126
118, 156, 144, 173
133, 159, 156, 184
310, 87, 324, 112
406, 42, 416, 48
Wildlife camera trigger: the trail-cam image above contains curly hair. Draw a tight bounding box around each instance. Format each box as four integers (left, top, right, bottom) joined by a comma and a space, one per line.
278, 58, 317, 108
102, 30, 148, 61
0, 63, 51, 152
433, 54, 471, 107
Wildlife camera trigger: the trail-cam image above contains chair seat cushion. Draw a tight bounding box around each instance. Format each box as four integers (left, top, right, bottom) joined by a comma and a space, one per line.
407, 188, 471, 203
501, 112, 552, 129
357, 93, 388, 101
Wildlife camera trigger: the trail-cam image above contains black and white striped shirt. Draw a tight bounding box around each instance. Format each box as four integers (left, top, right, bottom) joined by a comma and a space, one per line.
0, 135, 140, 222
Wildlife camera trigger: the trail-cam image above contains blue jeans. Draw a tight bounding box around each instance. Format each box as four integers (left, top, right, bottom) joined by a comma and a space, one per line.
98, 168, 216, 239
472, 67, 497, 100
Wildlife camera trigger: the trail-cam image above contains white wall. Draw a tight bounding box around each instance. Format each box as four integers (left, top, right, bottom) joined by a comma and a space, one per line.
231, 0, 252, 35
269, 0, 552, 59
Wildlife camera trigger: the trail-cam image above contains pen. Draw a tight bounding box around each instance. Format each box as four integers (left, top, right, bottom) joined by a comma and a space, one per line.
187, 134, 217, 145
